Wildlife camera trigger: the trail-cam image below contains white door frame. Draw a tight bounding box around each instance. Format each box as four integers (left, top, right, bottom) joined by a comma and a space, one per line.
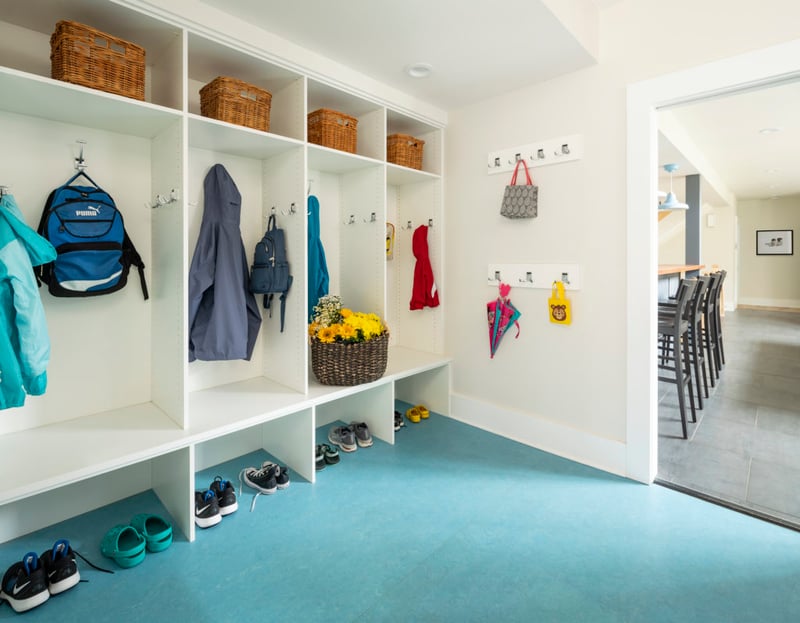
625, 39, 800, 483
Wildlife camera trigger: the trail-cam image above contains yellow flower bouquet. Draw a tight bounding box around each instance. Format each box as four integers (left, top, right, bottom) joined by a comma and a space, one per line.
309, 295, 389, 385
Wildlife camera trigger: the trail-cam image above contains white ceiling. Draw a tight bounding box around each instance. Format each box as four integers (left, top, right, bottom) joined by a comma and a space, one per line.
199, 0, 796, 204
198, 0, 598, 110
661, 80, 800, 203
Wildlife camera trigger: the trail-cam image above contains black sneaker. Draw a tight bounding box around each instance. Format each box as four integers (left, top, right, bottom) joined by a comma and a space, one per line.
195, 490, 221, 528
239, 464, 277, 511
210, 476, 238, 516
394, 410, 406, 431
315, 445, 326, 471
0, 552, 49, 613
262, 462, 290, 489
323, 443, 340, 465
40, 539, 79, 595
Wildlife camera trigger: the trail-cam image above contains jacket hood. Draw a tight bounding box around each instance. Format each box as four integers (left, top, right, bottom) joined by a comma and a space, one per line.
412, 224, 430, 258
0, 195, 56, 266
203, 164, 241, 225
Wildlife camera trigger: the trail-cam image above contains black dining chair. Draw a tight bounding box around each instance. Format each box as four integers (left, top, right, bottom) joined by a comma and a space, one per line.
658, 278, 698, 439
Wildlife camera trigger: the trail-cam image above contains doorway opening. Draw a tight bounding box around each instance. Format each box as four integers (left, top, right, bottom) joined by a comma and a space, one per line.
625, 39, 800, 518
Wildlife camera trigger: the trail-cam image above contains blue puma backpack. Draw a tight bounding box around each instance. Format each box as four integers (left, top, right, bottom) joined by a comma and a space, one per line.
35, 171, 148, 299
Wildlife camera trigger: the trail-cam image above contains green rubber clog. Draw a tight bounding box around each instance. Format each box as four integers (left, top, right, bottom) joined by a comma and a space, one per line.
130, 514, 173, 553
100, 525, 146, 568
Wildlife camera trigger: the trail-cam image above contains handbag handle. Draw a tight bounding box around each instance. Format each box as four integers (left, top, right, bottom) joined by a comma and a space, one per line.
509, 159, 533, 186
551, 280, 566, 300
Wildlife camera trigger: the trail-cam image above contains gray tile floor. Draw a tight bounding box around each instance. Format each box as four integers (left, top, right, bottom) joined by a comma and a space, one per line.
658, 307, 800, 528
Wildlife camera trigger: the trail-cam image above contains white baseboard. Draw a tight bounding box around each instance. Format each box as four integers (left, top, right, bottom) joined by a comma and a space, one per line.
738, 297, 800, 310
450, 393, 627, 478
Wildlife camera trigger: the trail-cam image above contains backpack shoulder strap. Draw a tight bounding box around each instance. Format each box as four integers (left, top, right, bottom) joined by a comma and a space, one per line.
122, 231, 149, 300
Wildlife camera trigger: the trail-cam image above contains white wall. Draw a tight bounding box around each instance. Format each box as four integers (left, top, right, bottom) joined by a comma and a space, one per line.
658, 202, 737, 309
657, 212, 686, 264
703, 204, 738, 310
445, 0, 800, 477
738, 195, 800, 308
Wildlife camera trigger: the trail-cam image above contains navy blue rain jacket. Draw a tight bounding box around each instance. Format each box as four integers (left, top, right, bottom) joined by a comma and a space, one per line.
188, 164, 261, 362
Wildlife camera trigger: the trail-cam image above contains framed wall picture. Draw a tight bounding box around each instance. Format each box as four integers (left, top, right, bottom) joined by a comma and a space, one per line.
756, 229, 793, 255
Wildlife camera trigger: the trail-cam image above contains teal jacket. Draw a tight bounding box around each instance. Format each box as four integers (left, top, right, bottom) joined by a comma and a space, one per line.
307, 195, 329, 320
0, 195, 57, 409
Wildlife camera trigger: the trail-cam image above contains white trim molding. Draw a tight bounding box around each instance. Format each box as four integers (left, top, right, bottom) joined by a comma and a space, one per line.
626, 38, 800, 484
451, 393, 627, 477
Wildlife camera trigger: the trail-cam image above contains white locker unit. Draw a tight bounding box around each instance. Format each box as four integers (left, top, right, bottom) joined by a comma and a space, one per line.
0, 0, 449, 544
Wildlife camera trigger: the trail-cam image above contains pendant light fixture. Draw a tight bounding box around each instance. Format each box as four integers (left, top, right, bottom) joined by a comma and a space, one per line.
659, 163, 689, 210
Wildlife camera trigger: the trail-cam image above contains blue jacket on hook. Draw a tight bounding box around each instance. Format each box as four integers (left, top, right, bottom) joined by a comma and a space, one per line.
188, 164, 261, 362
307, 195, 329, 320
0, 194, 57, 409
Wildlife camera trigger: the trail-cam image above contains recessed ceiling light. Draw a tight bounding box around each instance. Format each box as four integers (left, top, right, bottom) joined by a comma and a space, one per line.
759, 127, 782, 135
405, 63, 433, 79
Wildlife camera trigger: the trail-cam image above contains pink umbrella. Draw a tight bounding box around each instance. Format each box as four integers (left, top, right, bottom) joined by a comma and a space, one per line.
487, 283, 521, 358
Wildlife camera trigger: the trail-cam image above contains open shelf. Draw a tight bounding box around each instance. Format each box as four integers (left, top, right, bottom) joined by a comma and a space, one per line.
0, 402, 183, 506
188, 113, 303, 159
0, 67, 181, 138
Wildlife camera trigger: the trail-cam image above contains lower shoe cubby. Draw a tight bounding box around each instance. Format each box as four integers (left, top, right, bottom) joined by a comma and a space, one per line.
191, 409, 314, 536
314, 383, 395, 446
394, 365, 450, 420
0, 448, 191, 546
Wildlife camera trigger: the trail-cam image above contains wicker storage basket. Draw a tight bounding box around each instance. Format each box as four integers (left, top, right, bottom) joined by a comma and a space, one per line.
311, 332, 389, 386
387, 134, 425, 170
308, 108, 358, 153
50, 20, 145, 101
200, 76, 272, 132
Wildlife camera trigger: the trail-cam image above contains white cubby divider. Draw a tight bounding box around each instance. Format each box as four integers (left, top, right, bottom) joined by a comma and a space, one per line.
0, 0, 448, 546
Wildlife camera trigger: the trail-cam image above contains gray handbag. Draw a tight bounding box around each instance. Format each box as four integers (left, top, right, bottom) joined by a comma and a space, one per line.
501, 159, 538, 219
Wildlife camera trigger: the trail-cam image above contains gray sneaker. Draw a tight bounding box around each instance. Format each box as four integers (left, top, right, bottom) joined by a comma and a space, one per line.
328, 425, 357, 452
350, 421, 373, 448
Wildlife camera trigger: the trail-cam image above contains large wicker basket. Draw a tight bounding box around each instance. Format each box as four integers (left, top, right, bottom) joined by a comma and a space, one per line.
308, 108, 358, 153
311, 332, 389, 386
200, 76, 272, 132
50, 20, 145, 101
387, 134, 425, 170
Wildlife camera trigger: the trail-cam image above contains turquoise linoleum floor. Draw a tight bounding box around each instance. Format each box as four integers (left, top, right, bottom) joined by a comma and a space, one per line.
1, 411, 799, 622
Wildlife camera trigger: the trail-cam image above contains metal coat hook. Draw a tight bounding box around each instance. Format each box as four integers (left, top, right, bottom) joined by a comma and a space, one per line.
519, 271, 533, 284
282, 202, 298, 216
148, 188, 179, 209
363, 211, 377, 223
0, 185, 9, 197
402, 220, 413, 230
488, 270, 502, 283
561, 272, 570, 284
75, 139, 88, 170
271, 206, 276, 215
344, 214, 356, 225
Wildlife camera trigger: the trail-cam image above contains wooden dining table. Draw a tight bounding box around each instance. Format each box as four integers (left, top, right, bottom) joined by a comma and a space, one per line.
657, 264, 705, 277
